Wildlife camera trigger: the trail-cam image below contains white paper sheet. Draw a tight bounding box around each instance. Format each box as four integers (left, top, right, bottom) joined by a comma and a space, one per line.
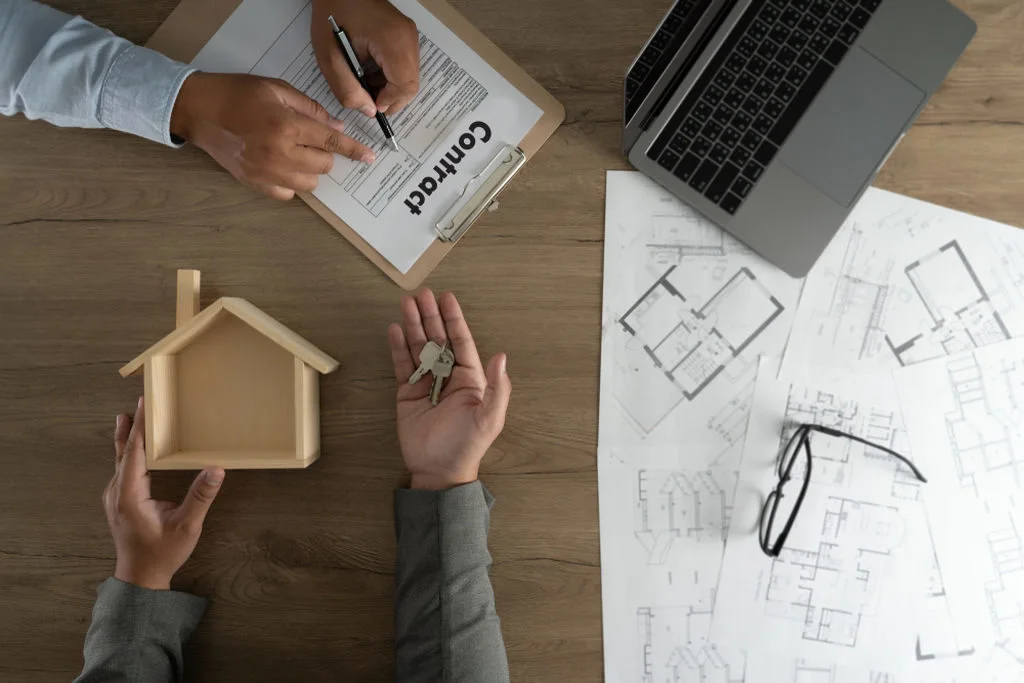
192, 0, 542, 274
895, 338, 1024, 682
779, 188, 1024, 382
712, 357, 929, 672
599, 171, 802, 682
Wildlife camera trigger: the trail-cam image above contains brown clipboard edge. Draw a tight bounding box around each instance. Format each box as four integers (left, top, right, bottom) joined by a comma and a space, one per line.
147, 0, 565, 290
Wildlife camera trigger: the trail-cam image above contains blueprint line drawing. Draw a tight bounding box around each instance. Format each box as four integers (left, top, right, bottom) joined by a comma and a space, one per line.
886, 240, 1011, 366
638, 605, 745, 683
712, 358, 927, 669
780, 188, 1024, 382
616, 265, 785, 435
635, 468, 733, 565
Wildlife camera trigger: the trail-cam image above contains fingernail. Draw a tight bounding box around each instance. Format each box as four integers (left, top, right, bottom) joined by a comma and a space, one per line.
359, 105, 376, 117
137, 396, 143, 411
361, 152, 376, 164
116, 415, 124, 429
378, 103, 390, 114
204, 469, 224, 486
499, 355, 507, 375
329, 118, 345, 132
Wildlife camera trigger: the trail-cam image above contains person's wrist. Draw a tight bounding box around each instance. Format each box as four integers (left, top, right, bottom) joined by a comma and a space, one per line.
114, 561, 172, 591
169, 72, 206, 142
409, 468, 479, 491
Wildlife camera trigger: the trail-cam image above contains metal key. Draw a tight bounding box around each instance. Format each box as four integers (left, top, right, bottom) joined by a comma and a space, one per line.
429, 348, 455, 406
408, 341, 444, 384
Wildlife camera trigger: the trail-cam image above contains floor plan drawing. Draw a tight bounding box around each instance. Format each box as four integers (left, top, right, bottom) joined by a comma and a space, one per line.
886, 240, 1010, 366
896, 339, 1024, 683
635, 468, 735, 565
638, 605, 746, 683
781, 188, 1024, 382
712, 359, 928, 670
615, 265, 786, 435
600, 172, 802, 682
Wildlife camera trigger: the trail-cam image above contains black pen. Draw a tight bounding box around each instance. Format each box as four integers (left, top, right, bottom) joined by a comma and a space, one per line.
328, 15, 399, 152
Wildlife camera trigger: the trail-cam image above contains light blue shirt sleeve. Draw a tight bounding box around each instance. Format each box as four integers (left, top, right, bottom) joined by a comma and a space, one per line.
0, 0, 196, 146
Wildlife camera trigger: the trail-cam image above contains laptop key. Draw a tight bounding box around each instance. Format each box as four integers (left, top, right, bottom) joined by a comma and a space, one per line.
658, 149, 680, 171
725, 88, 746, 109
792, 0, 811, 11
809, 0, 831, 18
838, 22, 859, 44
787, 31, 809, 50
780, 7, 801, 28
742, 161, 764, 182
775, 81, 796, 102
768, 60, 833, 146
727, 52, 749, 73
689, 159, 720, 192
747, 55, 768, 76
694, 101, 715, 122
753, 113, 774, 135
705, 84, 726, 105
669, 134, 691, 154
776, 45, 798, 67
755, 79, 775, 99
731, 110, 753, 130
749, 20, 770, 42
785, 65, 808, 86
754, 139, 778, 165
731, 176, 753, 198
797, 50, 818, 71
712, 105, 734, 124
825, 39, 849, 65
849, 7, 871, 28
809, 33, 831, 54
737, 36, 759, 58
741, 95, 762, 116
736, 72, 758, 92
769, 24, 790, 45
798, 15, 820, 35
709, 143, 730, 165
765, 63, 786, 84
763, 97, 784, 118
741, 130, 761, 151
692, 136, 712, 157
831, 1, 853, 21
730, 146, 751, 167
682, 117, 702, 137
702, 120, 724, 140
860, 0, 881, 9
720, 126, 742, 147
706, 162, 740, 203
758, 4, 781, 23
651, 30, 672, 50
715, 69, 737, 91
674, 152, 701, 182
720, 192, 742, 215
819, 16, 841, 38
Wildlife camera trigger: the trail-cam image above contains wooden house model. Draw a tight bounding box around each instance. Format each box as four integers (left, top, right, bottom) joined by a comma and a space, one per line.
119, 270, 339, 470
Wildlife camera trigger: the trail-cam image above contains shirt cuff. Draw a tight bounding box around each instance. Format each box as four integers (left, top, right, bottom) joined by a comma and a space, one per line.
98, 44, 195, 147
96, 577, 208, 639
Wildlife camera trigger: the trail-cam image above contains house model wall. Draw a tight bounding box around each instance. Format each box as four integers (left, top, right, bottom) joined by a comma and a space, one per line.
119, 270, 339, 470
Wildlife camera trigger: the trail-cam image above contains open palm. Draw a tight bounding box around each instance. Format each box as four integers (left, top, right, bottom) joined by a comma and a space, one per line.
388, 290, 510, 490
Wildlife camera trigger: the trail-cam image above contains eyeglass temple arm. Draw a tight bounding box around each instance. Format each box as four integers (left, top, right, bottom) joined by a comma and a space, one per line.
810, 425, 928, 483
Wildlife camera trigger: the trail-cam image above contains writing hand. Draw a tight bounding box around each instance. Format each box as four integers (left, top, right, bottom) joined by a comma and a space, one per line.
388, 290, 511, 490
311, 0, 420, 116
169, 73, 375, 200
103, 398, 225, 590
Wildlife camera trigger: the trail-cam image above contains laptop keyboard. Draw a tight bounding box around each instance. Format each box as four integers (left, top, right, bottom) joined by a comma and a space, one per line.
647, 0, 882, 216
625, 0, 711, 123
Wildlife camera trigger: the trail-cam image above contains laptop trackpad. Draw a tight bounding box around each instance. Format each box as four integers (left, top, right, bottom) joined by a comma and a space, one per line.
779, 48, 924, 207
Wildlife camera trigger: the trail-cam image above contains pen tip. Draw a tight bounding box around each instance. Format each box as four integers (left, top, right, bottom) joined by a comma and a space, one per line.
389, 138, 400, 152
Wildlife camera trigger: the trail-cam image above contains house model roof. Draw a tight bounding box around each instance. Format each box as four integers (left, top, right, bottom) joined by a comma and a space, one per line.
119, 297, 339, 377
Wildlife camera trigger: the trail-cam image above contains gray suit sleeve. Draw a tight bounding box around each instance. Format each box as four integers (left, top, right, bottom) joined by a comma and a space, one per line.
394, 482, 510, 683
74, 577, 207, 683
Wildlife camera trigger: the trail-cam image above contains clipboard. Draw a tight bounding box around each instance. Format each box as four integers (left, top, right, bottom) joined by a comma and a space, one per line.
146, 0, 565, 289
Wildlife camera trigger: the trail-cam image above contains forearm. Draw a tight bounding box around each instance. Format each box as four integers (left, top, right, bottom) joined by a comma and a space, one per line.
0, 0, 194, 145
74, 577, 207, 683
393, 481, 509, 683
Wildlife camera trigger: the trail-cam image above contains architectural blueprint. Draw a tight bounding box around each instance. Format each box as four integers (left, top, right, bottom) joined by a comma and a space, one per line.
780, 189, 1024, 381
896, 338, 1024, 682
711, 358, 929, 671
599, 172, 802, 682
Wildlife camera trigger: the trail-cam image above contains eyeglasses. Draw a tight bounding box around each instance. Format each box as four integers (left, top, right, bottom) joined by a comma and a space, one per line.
758, 423, 928, 558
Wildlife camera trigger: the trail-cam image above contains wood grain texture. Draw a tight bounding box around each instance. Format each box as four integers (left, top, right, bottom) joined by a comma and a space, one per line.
0, 0, 1020, 680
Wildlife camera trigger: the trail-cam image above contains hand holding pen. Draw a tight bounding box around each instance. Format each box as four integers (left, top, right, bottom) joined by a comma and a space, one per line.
310, 0, 420, 138
329, 15, 400, 151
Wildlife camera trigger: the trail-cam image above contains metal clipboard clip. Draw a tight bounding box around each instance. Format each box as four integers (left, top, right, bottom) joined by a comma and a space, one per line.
434, 144, 526, 243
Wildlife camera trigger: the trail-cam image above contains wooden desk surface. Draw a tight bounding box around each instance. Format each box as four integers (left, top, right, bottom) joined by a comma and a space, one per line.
0, 0, 1021, 680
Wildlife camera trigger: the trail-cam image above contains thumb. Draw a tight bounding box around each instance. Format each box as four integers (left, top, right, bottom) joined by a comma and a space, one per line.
479, 354, 511, 434
274, 82, 344, 130
175, 468, 225, 531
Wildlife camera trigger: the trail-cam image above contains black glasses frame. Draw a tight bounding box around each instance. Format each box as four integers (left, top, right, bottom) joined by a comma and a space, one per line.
758, 423, 928, 558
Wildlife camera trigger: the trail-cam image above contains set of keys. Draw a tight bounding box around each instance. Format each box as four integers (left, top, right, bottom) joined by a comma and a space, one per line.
408, 340, 456, 406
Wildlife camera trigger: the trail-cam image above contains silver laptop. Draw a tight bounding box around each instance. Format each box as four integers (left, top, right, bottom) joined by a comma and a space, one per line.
623, 0, 975, 277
